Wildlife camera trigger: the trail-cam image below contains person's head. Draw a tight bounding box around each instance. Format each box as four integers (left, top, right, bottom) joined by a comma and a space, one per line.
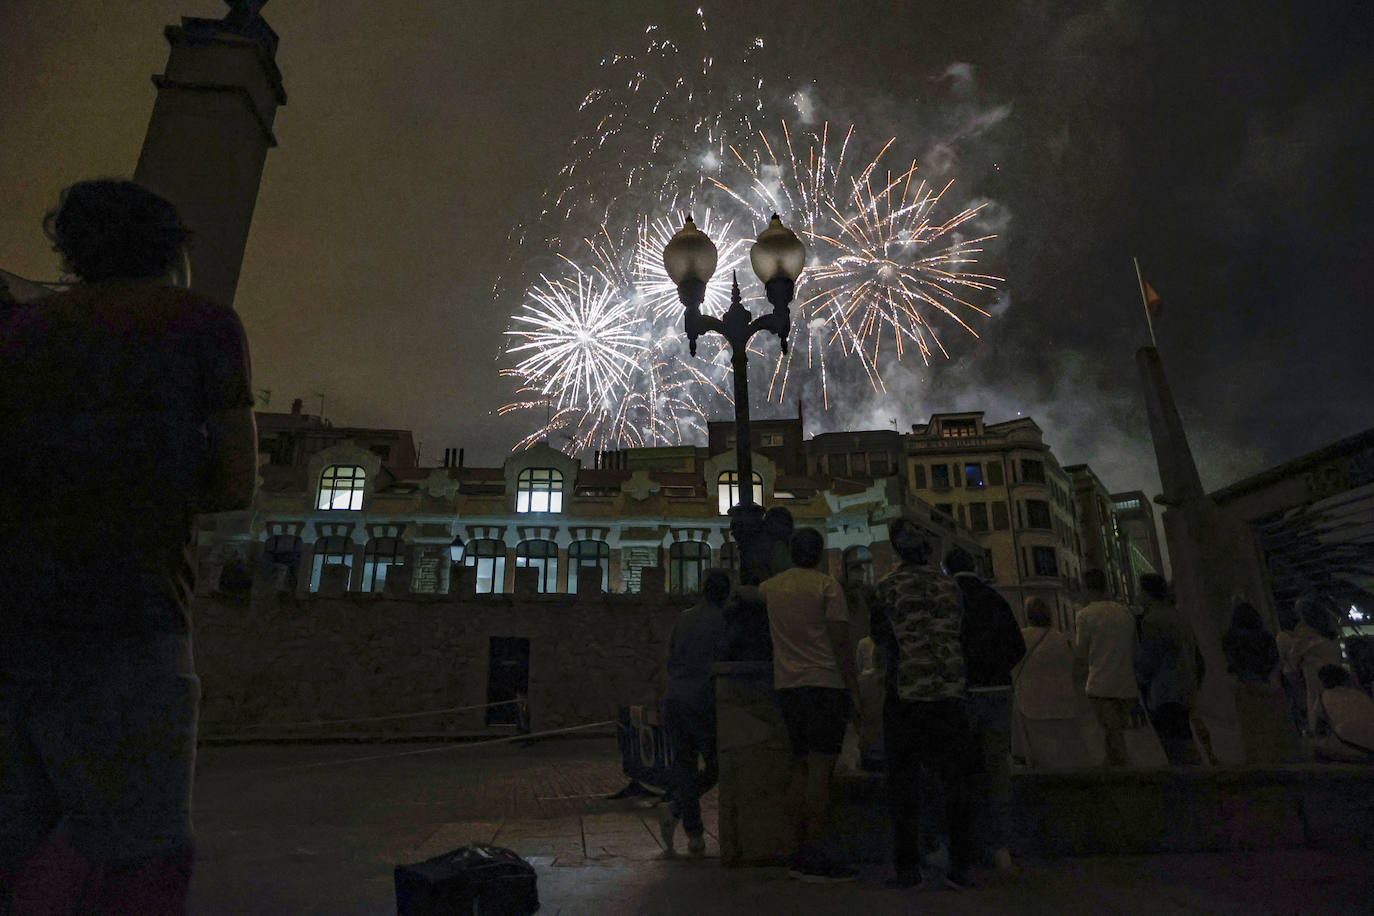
1083, 568, 1108, 596
888, 517, 932, 566
1318, 664, 1352, 690
1026, 597, 1052, 628
763, 506, 794, 538
1230, 602, 1263, 632
702, 570, 731, 607
44, 180, 190, 283
943, 547, 975, 576
789, 528, 825, 569
1139, 573, 1169, 605
1297, 594, 1340, 640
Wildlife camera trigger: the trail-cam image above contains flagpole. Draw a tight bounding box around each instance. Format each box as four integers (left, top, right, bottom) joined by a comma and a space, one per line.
1134, 256, 1157, 347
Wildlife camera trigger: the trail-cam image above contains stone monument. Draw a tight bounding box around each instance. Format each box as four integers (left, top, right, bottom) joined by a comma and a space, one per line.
133, 0, 286, 308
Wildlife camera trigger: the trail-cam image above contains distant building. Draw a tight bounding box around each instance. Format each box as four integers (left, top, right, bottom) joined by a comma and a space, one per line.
1210, 425, 1374, 633
1111, 489, 1165, 600
1065, 464, 1132, 602
904, 412, 1084, 629
203, 409, 984, 604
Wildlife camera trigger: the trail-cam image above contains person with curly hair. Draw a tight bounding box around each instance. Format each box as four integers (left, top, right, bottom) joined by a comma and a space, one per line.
1, 180, 257, 913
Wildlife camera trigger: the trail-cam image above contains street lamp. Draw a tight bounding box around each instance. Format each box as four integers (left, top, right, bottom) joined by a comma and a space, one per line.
662, 212, 806, 523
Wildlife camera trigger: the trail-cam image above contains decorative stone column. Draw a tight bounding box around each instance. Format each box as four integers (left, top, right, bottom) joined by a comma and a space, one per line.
713, 661, 793, 866
133, 1, 286, 308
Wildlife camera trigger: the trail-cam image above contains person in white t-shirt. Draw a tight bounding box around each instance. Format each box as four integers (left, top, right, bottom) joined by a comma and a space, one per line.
1073, 569, 1139, 767
759, 528, 859, 883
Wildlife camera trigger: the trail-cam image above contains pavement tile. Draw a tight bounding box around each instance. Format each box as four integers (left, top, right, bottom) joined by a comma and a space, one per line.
400, 820, 503, 861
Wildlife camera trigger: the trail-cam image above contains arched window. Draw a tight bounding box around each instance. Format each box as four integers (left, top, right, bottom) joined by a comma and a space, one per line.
568, 539, 610, 593
309, 535, 354, 592
262, 534, 302, 587
843, 545, 875, 588
515, 539, 559, 593
669, 541, 710, 595
317, 465, 365, 510
717, 471, 763, 515
719, 540, 738, 571
465, 538, 506, 594
516, 468, 563, 513
362, 537, 406, 593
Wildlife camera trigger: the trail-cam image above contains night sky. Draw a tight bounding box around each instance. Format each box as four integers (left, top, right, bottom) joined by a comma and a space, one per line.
3, 1, 1371, 500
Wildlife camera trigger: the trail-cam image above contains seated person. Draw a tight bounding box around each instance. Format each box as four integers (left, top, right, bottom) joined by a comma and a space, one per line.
1311, 665, 1374, 762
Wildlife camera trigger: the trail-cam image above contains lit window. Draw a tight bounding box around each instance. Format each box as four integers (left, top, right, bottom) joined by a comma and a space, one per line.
941, 419, 977, 438
309, 535, 353, 592
317, 465, 365, 510
843, 546, 874, 587
965, 463, 984, 487
465, 539, 506, 594
669, 541, 710, 594
717, 471, 763, 515
568, 540, 610, 592
362, 537, 405, 593
515, 539, 559, 593
516, 468, 563, 513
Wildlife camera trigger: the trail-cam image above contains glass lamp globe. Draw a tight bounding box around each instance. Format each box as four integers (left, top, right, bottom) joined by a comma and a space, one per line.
662, 215, 719, 286
749, 214, 806, 284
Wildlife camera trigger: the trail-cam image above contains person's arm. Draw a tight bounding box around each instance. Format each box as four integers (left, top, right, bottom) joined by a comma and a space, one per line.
824, 581, 859, 703
200, 305, 257, 513
204, 406, 257, 512
1072, 615, 1091, 691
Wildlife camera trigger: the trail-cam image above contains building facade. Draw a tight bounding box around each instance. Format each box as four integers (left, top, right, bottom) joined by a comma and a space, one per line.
204, 411, 985, 607
1065, 464, 1133, 602
904, 412, 1084, 629
1111, 489, 1165, 598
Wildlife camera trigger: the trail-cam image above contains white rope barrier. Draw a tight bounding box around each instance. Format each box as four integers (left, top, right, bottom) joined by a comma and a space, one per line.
239, 698, 518, 728
251, 719, 617, 774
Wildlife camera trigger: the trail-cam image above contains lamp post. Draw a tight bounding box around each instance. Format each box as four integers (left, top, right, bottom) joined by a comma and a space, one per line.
662, 213, 806, 524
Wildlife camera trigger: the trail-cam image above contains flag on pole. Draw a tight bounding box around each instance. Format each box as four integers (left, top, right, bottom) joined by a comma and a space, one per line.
1142, 281, 1162, 317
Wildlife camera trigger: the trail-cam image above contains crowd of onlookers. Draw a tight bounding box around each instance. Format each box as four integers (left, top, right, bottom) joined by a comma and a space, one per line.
656, 508, 1374, 889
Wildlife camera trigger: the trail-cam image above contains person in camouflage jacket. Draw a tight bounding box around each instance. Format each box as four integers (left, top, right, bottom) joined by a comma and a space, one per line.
870, 518, 981, 890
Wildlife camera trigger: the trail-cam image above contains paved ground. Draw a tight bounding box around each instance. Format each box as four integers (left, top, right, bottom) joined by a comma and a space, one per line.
190, 737, 1374, 915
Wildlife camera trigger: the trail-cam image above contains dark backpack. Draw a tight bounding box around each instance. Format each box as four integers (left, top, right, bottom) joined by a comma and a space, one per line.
395, 844, 539, 915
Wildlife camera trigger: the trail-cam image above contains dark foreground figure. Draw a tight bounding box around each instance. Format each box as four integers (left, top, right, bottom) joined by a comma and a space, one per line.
0, 180, 257, 913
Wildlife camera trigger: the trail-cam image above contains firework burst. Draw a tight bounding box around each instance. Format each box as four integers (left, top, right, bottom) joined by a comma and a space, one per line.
716, 122, 1003, 405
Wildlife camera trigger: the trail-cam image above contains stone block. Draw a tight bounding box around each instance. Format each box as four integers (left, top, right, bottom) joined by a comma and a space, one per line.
638, 566, 665, 595
382, 570, 410, 598
575, 572, 604, 597
317, 563, 350, 597
513, 566, 539, 597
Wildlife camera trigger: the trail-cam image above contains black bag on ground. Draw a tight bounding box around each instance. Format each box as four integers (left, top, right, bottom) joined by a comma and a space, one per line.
394, 845, 539, 915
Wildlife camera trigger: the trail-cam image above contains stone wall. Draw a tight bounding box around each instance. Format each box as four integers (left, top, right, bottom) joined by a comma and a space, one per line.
193, 585, 680, 739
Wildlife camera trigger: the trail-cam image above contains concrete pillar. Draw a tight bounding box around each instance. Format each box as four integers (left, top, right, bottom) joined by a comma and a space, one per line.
133, 3, 286, 308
